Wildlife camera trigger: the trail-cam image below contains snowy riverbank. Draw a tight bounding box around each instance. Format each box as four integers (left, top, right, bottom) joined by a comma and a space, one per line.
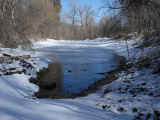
0, 38, 159, 120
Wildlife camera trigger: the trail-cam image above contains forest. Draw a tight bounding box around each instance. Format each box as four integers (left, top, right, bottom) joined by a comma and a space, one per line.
1, 0, 160, 48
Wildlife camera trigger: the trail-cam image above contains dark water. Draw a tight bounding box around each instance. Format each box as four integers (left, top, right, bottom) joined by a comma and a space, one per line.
34, 41, 123, 96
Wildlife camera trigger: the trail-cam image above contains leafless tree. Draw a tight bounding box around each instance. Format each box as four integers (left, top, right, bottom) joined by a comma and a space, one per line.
77, 5, 96, 39
0, 0, 62, 49
66, 0, 78, 39
0, 0, 32, 49
102, 0, 160, 46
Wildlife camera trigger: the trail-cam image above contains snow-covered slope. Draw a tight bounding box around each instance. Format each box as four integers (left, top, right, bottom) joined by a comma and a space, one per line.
0, 38, 159, 120
0, 57, 108, 120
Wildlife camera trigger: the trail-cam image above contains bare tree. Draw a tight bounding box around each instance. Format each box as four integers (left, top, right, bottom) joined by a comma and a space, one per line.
0, 0, 62, 49
83, 6, 95, 27
77, 5, 96, 39
66, 0, 78, 39
103, 0, 160, 45
0, 0, 32, 49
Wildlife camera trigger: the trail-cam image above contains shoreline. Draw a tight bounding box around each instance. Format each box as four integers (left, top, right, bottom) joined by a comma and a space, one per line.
33, 57, 128, 99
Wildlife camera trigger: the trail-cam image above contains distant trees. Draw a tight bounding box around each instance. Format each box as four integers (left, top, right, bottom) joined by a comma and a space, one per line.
67, 0, 78, 39
78, 5, 96, 39
0, 0, 128, 46
59, 0, 97, 40
4, 0, 157, 46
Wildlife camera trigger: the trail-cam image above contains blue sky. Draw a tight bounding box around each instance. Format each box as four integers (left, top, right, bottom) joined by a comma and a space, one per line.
61, 0, 106, 22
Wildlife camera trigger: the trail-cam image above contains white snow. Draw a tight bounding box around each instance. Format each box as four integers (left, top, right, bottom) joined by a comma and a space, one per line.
0, 38, 159, 120
0, 57, 108, 120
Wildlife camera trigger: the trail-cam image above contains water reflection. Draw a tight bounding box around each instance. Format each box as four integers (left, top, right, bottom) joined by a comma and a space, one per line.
39, 62, 64, 96
35, 41, 123, 96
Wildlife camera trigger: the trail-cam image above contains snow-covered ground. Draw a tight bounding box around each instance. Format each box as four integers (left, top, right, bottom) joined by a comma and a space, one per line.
0, 38, 159, 120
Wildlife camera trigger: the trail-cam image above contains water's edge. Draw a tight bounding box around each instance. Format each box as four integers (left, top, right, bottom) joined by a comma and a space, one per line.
31, 57, 127, 99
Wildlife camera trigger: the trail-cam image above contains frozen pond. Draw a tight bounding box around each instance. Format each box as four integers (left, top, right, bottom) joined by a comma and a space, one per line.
34, 40, 122, 96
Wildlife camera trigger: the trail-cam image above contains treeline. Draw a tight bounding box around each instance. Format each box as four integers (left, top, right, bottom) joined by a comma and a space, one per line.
58, 0, 160, 42
46, 0, 100, 40
0, 0, 121, 48
57, 1, 98, 40
2, 0, 159, 49
51, 0, 123, 40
